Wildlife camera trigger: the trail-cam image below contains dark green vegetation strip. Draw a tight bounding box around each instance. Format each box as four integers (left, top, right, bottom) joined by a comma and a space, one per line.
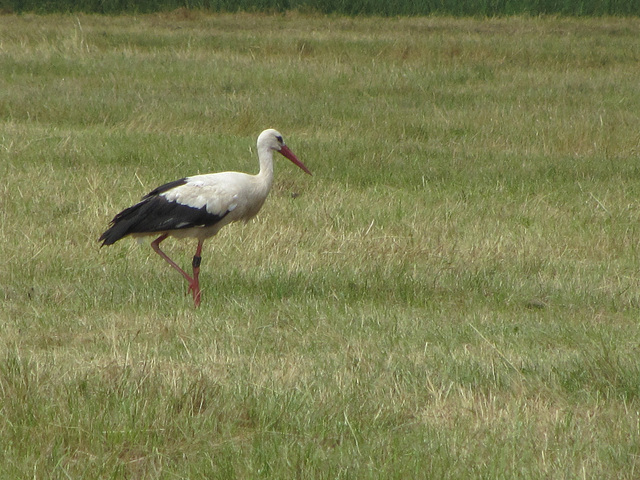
2, 0, 639, 16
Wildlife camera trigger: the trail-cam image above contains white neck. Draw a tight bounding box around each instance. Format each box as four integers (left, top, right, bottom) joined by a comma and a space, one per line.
256, 143, 275, 191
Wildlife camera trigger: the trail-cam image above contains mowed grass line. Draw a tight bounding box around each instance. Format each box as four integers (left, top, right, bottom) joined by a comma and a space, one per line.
1, 12, 640, 478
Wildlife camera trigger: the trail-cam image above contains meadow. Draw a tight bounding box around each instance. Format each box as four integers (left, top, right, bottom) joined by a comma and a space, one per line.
1, 11, 640, 478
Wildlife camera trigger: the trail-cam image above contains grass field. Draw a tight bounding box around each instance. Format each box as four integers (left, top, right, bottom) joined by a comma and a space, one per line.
1, 11, 640, 478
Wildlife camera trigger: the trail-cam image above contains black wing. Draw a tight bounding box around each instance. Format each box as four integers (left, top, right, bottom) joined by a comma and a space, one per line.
98, 179, 228, 246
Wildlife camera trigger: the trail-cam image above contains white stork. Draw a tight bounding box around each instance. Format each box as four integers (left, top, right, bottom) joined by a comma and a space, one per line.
99, 129, 311, 307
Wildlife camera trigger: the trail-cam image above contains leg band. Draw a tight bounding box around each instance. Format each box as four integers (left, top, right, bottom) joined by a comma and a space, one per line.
192, 255, 202, 268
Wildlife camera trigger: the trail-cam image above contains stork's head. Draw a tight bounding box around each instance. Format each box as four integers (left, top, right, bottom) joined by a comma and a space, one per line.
257, 129, 312, 175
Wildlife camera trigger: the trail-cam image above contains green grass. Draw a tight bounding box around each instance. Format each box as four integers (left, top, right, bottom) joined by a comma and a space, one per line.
1, 12, 640, 478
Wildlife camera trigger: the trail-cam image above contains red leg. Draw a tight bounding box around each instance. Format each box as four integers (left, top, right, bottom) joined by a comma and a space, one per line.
151, 234, 193, 282
151, 234, 201, 307
189, 240, 204, 307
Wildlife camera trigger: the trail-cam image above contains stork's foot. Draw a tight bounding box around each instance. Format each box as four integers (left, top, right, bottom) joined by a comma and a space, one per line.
188, 281, 201, 308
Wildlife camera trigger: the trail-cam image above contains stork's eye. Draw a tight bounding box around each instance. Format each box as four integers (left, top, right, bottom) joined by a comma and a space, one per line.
276, 135, 283, 144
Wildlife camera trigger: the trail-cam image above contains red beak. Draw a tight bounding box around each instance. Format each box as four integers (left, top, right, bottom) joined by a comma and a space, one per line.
279, 145, 312, 176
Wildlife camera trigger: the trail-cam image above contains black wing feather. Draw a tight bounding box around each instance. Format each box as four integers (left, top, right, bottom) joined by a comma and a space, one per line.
99, 179, 228, 246
141, 178, 188, 199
